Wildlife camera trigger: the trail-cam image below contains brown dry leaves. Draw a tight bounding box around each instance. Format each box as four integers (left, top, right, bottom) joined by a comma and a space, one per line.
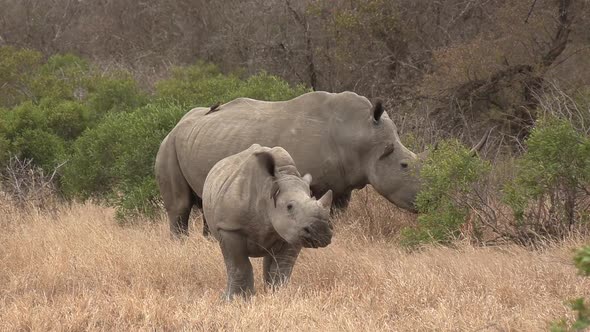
0, 197, 588, 331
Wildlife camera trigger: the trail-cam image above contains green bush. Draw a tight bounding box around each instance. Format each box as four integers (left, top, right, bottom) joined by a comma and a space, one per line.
2, 48, 308, 218
0, 99, 91, 170
551, 245, 590, 331
0, 47, 151, 173
65, 63, 308, 220
62, 102, 189, 218
401, 140, 491, 248
503, 117, 590, 238
0, 46, 42, 108
42, 100, 91, 141
30, 54, 92, 102
156, 62, 308, 107
13, 129, 67, 171
232, 73, 309, 101
87, 71, 148, 117
62, 102, 184, 196
155, 61, 239, 106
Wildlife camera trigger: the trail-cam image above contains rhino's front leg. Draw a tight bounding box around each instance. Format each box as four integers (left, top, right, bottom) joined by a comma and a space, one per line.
219, 230, 255, 300
263, 243, 301, 290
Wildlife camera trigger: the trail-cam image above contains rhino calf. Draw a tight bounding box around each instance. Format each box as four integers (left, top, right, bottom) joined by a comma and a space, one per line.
203, 144, 333, 300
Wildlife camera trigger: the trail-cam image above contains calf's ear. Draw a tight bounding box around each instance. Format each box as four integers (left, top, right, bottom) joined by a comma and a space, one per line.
302, 173, 312, 185
254, 151, 276, 177
371, 100, 385, 122
254, 151, 280, 206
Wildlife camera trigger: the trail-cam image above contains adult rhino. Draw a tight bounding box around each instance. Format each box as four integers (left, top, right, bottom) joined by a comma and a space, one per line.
155, 91, 488, 237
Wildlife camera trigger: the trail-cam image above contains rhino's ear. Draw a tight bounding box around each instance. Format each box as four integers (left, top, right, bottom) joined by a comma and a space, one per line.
302, 173, 312, 185
318, 190, 333, 209
254, 151, 276, 177
371, 100, 385, 122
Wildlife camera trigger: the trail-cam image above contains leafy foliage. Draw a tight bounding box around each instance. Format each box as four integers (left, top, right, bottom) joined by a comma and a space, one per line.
87, 71, 148, 117
0, 46, 42, 108
62, 103, 186, 218
63, 63, 307, 219
401, 140, 490, 248
0, 46, 307, 219
503, 117, 590, 238
551, 245, 590, 332
156, 62, 308, 107
0, 47, 148, 172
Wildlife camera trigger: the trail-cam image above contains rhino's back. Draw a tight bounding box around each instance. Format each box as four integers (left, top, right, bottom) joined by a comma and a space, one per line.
172, 91, 372, 197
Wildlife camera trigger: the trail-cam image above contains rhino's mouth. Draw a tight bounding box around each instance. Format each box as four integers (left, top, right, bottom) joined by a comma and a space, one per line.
300, 220, 333, 248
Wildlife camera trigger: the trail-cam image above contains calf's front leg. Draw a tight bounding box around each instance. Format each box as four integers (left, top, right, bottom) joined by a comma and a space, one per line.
219, 230, 254, 300
263, 243, 301, 290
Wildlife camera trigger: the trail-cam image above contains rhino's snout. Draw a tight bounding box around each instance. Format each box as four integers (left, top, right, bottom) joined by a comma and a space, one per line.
301, 220, 333, 248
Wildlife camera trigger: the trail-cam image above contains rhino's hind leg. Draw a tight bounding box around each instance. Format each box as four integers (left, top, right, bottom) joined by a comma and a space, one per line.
162, 182, 193, 238
192, 194, 211, 237
263, 244, 301, 290
155, 139, 194, 238
220, 230, 255, 300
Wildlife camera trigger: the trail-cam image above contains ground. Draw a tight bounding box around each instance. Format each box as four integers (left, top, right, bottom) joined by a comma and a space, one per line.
0, 192, 588, 331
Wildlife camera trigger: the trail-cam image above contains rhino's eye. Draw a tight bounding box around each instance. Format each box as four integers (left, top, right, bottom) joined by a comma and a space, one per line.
379, 143, 395, 160
287, 203, 294, 211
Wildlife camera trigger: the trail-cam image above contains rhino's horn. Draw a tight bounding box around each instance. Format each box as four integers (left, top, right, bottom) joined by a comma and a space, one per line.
469, 126, 495, 156
318, 190, 333, 209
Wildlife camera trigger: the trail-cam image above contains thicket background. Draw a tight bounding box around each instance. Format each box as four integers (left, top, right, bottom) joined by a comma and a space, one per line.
1, 1, 590, 329
1, 0, 588, 243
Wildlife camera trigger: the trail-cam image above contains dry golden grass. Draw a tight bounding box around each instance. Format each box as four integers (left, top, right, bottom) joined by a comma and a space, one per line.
1, 192, 589, 331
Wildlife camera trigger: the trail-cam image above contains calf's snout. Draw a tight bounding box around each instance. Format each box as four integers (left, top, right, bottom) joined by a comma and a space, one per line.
301, 220, 333, 248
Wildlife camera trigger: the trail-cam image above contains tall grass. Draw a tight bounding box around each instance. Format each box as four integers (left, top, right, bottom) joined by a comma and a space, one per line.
1, 192, 588, 331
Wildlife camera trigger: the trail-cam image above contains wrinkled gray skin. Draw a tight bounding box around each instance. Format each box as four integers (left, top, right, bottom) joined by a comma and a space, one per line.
155, 91, 423, 237
203, 144, 333, 300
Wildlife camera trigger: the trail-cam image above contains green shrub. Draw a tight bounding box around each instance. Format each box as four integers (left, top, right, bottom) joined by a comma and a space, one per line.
65, 63, 307, 219
0, 48, 152, 173
42, 100, 91, 141
12, 129, 67, 171
401, 140, 491, 248
2, 101, 47, 133
62, 102, 187, 218
2, 49, 307, 218
30, 54, 92, 102
87, 71, 148, 117
0, 99, 92, 169
503, 117, 590, 238
155, 61, 238, 107
551, 245, 590, 332
0, 126, 9, 166
156, 62, 308, 107
233, 72, 309, 101
0, 46, 42, 107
